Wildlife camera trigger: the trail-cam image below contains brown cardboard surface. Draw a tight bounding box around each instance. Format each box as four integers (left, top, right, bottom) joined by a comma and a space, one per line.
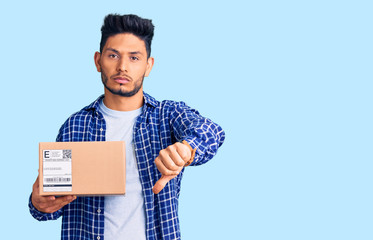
39, 141, 126, 196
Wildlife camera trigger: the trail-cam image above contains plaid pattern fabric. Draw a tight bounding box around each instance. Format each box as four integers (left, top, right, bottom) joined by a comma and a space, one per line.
29, 92, 225, 240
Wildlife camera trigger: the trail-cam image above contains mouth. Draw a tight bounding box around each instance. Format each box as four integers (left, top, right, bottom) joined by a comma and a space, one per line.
113, 76, 131, 84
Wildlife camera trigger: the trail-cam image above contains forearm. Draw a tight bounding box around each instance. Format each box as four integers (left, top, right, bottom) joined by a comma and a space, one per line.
182, 121, 225, 165
172, 102, 225, 166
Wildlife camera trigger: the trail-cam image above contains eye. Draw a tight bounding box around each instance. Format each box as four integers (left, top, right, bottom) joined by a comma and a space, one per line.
108, 54, 119, 59
130, 56, 139, 61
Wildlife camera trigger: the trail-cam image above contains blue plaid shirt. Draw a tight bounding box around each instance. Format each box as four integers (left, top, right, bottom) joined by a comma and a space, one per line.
29, 92, 225, 240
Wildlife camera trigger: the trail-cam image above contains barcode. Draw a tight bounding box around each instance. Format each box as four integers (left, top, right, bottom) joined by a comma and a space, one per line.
44, 177, 71, 183
63, 150, 72, 159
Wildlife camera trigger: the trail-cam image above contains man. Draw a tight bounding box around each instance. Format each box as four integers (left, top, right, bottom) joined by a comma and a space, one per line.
29, 14, 225, 240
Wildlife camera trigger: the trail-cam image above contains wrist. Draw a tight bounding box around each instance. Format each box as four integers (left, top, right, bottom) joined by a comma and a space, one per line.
182, 140, 196, 166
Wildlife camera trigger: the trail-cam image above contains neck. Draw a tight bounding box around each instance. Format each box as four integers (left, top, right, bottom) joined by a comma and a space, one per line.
103, 89, 144, 111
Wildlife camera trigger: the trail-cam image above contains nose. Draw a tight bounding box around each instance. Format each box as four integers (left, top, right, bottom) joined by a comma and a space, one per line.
117, 58, 127, 72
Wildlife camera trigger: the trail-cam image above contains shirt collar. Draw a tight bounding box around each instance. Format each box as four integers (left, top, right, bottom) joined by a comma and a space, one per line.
143, 92, 158, 108
84, 92, 158, 112
84, 95, 105, 112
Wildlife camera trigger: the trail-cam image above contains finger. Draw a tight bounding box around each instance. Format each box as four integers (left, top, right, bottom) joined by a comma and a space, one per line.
155, 157, 181, 175
169, 147, 187, 167
167, 144, 188, 166
33, 176, 40, 191
174, 142, 191, 162
36, 195, 74, 208
152, 175, 175, 194
158, 150, 181, 171
56, 195, 77, 209
31, 176, 43, 207
53, 195, 76, 206
160, 154, 184, 170
41, 195, 77, 213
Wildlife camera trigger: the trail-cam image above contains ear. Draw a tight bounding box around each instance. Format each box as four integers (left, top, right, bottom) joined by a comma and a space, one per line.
94, 51, 101, 72
145, 57, 154, 77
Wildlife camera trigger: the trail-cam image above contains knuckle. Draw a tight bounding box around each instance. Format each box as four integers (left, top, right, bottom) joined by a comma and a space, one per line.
155, 160, 164, 169
167, 168, 181, 176
169, 165, 178, 171
180, 152, 188, 161
175, 142, 183, 148
166, 170, 175, 176
159, 149, 167, 157
179, 153, 189, 164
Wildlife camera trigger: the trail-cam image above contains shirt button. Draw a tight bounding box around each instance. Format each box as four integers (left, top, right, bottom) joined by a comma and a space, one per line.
97, 209, 101, 213
97, 236, 101, 240
100, 128, 103, 132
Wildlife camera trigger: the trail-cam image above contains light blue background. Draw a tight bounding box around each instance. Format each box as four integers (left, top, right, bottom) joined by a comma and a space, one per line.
1, 0, 372, 239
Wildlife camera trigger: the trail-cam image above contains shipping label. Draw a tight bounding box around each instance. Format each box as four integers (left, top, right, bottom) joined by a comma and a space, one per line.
43, 149, 72, 192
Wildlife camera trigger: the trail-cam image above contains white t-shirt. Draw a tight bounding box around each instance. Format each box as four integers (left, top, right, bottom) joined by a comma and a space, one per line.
98, 99, 146, 240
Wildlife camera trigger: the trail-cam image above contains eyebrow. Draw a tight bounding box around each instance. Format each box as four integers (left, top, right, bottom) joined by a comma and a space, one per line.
129, 51, 144, 56
105, 48, 143, 56
105, 48, 120, 54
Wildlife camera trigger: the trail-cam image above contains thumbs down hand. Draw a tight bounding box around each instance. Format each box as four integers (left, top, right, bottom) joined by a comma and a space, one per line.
152, 141, 195, 194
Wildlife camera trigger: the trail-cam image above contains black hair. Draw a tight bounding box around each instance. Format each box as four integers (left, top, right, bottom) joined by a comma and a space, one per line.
100, 14, 154, 58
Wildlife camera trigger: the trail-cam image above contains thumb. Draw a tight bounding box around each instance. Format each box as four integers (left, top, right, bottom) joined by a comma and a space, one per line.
152, 175, 176, 194
33, 175, 40, 190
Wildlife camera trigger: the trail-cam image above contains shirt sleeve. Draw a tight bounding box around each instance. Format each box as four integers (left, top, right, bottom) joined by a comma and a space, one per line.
29, 121, 66, 221
170, 101, 225, 166
28, 194, 63, 221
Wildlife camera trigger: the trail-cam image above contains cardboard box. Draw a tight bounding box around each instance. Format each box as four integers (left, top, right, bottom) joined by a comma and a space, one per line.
39, 141, 126, 196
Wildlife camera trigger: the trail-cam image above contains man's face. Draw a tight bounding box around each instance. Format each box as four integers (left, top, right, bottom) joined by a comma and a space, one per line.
94, 33, 154, 97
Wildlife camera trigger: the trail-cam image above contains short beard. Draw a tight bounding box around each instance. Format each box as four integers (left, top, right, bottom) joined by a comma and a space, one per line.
101, 71, 144, 97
